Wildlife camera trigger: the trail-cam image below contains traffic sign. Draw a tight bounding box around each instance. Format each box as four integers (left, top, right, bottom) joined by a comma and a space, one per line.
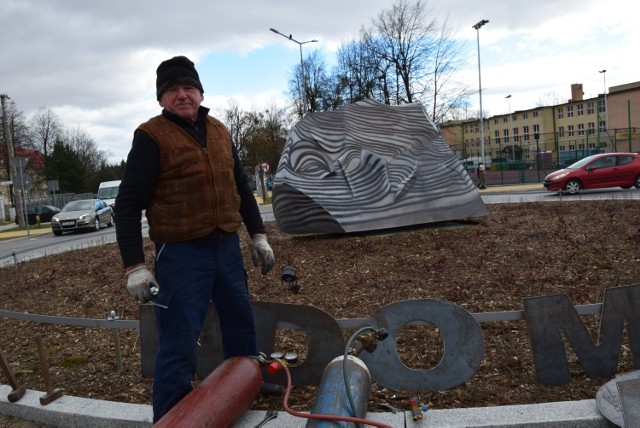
15, 174, 32, 191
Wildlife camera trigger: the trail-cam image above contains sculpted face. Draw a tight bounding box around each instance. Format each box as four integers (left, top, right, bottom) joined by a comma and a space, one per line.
272, 99, 488, 234
159, 84, 204, 122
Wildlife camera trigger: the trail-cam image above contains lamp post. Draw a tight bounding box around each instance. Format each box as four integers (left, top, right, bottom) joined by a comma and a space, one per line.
599, 69, 608, 148
269, 28, 318, 116
473, 19, 489, 163
506, 94, 514, 161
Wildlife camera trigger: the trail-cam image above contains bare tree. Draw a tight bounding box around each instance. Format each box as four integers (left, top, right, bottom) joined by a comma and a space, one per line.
276, 0, 471, 123
29, 107, 61, 159
223, 99, 249, 160
373, 0, 437, 104
335, 29, 385, 105
536, 92, 564, 108
303, 50, 332, 112
426, 15, 474, 123
287, 49, 332, 115
62, 127, 107, 192
223, 101, 288, 170
445, 98, 476, 122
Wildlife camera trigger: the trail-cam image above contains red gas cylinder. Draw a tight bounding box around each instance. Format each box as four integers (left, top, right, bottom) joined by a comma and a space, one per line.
154, 356, 262, 428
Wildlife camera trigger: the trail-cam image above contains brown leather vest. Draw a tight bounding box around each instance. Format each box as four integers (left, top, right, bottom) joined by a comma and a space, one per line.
138, 115, 242, 243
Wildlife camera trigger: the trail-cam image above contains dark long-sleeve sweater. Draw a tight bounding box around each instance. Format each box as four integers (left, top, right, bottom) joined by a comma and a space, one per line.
115, 107, 265, 268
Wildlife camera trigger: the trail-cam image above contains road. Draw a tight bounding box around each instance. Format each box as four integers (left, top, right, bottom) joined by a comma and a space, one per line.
1, 188, 639, 268
0, 206, 275, 268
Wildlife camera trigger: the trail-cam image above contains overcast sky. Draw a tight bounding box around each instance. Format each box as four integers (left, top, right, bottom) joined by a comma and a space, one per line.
1, 0, 638, 164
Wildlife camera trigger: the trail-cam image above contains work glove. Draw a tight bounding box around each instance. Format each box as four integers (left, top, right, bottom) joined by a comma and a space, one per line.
251, 233, 275, 275
126, 265, 159, 303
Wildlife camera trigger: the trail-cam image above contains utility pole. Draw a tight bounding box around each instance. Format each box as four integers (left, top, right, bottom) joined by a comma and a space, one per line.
1, 94, 25, 227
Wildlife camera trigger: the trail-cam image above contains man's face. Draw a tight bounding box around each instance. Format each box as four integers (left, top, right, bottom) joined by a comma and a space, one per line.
159, 84, 204, 122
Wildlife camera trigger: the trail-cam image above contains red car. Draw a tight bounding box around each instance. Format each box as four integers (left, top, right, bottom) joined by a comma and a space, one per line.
544, 153, 640, 194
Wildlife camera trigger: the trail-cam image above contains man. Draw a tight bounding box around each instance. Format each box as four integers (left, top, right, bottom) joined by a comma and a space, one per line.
476, 162, 487, 190
115, 55, 275, 422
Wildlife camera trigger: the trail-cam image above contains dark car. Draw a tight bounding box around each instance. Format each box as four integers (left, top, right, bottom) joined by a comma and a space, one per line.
14, 205, 61, 225
51, 199, 114, 236
543, 153, 640, 194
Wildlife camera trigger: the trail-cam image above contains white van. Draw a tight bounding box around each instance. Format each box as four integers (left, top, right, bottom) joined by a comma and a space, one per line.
97, 180, 121, 208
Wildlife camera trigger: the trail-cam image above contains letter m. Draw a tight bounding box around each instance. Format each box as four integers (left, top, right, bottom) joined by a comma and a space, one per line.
524, 284, 640, 385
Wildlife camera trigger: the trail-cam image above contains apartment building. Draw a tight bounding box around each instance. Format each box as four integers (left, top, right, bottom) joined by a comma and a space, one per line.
441, 81, 640, 168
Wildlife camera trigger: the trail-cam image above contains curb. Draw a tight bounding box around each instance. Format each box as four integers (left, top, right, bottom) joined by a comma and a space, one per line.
0, 386, 613, 427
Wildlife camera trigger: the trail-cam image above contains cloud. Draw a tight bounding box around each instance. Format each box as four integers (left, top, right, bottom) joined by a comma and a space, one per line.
1, 0, 638, 162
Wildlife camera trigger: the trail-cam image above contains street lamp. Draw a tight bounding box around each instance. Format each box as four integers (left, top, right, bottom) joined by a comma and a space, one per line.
473, 19, 489, 163
506, 94, 514, 161
599, 69, 608, 147
269, 28, 318, 116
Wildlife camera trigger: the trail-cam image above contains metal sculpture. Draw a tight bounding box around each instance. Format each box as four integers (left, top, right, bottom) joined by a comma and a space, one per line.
272, 99, 488, 234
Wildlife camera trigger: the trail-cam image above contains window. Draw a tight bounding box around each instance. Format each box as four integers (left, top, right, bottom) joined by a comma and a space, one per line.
598, 100, 606, 113
587, 102, 594, 114
513, 114, 517, 122
533, 111, 539, 118
618, 155, 634, 166
588, 122, 595, 134
523, 125, 530, 141
494, 130, 500, 143
503, 117, 509, 123
577, 104, 584, 116
568, 125, 574, 136
533, 124, 540, 135
513, 127, 520, 142
494, 119, 499, 125
567, 106, 574, 118
503, 129, 510, 141
578, 124, 585, 136
591, 156, 616, 169
599, 119, 606, 132
558, 126, 565, 138
523, 112, 528, 119
557, 108, 564, 119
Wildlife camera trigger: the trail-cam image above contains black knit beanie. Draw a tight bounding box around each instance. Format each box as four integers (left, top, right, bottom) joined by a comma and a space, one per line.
155, 56, 204, 100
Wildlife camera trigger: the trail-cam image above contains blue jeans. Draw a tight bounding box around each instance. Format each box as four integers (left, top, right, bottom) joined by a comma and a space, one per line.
151, 233, 257, 422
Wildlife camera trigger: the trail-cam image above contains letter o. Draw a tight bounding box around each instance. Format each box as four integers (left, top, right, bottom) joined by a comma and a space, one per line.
359, 299, 484, 391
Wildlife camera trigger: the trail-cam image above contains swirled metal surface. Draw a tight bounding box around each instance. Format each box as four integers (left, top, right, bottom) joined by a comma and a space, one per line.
273, 99, 488, 234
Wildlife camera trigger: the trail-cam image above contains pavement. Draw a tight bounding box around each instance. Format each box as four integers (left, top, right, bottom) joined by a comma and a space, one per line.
0, 386, 613, 427
0, 224, 51, 239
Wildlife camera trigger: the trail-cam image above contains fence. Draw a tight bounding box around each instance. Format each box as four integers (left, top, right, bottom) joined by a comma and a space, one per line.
452, 130, 640, 186
5, 193, 94, 224
23, 193, 94, 210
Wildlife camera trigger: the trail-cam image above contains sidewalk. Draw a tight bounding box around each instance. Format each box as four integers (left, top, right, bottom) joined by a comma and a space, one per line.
0, 223, 51, 239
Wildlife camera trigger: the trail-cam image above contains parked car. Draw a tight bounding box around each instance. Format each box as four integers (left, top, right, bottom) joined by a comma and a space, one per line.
14, 205, 61, 225
51, 199, 114, 236
543, 153, 640, 194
